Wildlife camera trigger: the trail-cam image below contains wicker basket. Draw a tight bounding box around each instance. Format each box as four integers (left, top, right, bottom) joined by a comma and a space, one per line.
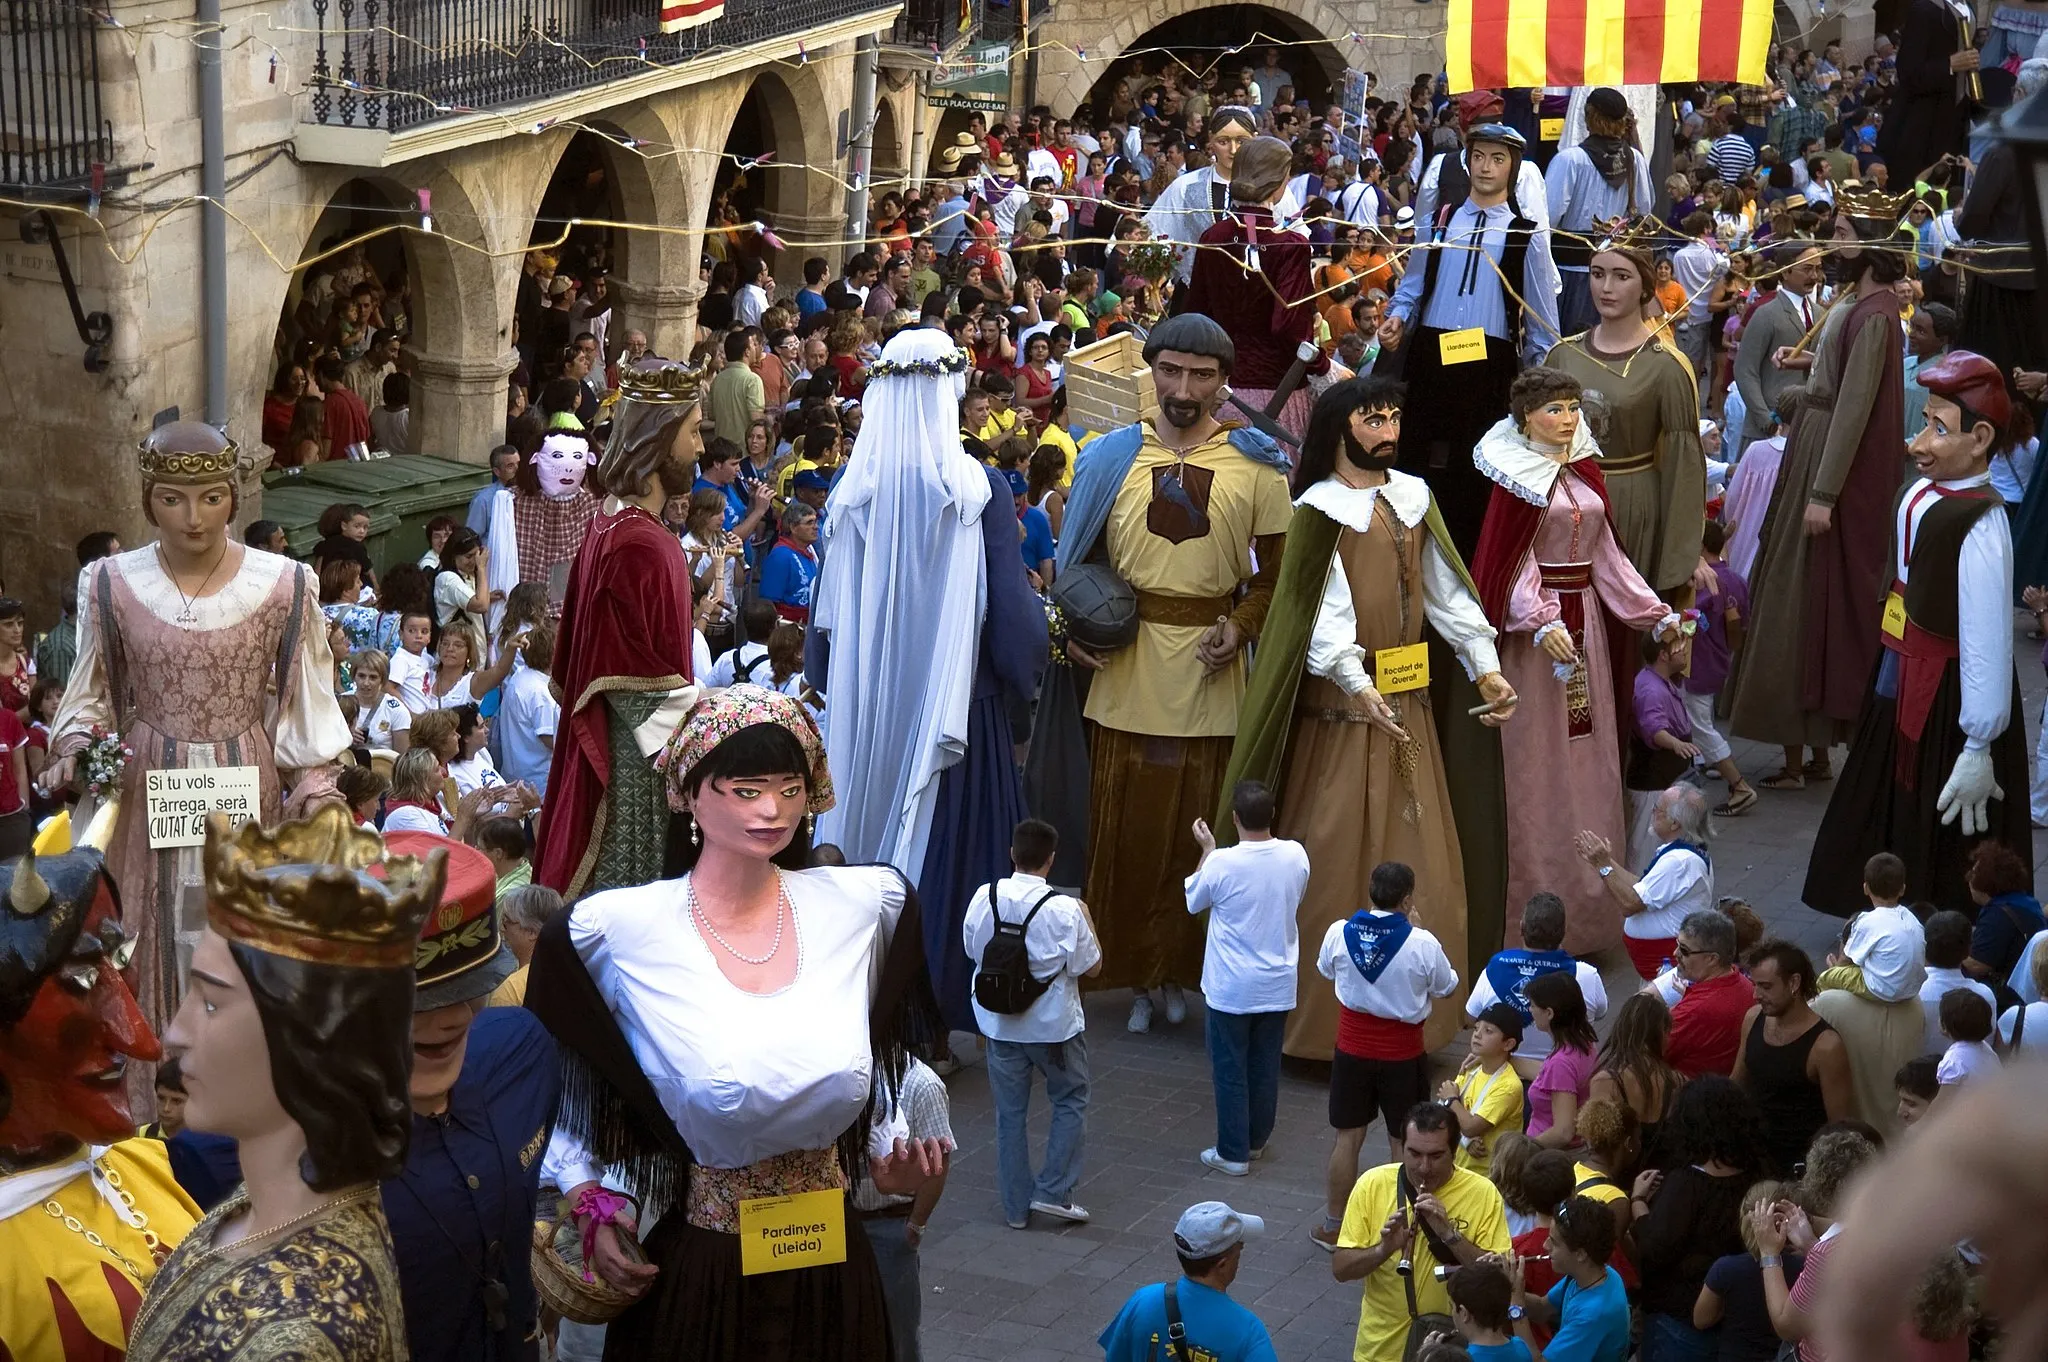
1065, 331, 1158, 434
531, 1192, 648, 1325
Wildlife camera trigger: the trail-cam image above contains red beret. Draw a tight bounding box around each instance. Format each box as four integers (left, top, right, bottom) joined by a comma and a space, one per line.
1917, 350, 2012, 431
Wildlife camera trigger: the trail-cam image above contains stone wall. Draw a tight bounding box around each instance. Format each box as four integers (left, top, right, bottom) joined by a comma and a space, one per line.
1032, 0, 1447, 117
0, 0, 858, 625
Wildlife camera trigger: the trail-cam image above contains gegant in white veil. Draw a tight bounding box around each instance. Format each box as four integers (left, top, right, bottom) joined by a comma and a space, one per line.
811, 328, 994, 877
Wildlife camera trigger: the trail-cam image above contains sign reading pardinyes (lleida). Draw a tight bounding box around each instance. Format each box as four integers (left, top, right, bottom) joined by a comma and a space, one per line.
146, 766, 263, 848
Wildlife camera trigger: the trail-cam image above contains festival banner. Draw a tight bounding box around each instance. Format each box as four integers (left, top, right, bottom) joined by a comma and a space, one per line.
1444, 0, 1773, 92
661, 0, 726, 33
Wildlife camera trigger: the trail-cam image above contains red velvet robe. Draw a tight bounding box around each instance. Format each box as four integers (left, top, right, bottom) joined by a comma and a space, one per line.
534, 505, 695, 896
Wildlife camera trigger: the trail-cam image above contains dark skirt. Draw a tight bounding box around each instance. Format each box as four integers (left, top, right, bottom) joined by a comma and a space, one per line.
1803, 655, 2034, 917
1390, 328, 1521, 558
605, 1203, 894, 1362
918, 690, 1027, 1033
1957, 282, 2046, 385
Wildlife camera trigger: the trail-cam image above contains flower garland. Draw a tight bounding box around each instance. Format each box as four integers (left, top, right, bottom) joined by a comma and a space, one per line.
81, 726, 134, 800
863, 347, 972, 381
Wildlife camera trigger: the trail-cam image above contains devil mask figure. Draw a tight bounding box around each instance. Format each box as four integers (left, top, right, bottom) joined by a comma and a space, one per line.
0, 849, 158, 1169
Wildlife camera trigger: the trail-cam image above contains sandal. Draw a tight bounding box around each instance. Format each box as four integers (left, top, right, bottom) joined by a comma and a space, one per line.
1758, 770, 1806, 791
1802, 758, 1834, 782
1716, 787, 1760, 817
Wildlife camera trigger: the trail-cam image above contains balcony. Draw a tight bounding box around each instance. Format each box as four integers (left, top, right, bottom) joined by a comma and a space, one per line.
883, 0, 980, 60
0, 0, 115, 197
297, 0, 901, 166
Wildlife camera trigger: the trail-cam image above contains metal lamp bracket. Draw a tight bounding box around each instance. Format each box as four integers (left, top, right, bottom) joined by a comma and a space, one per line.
20, 209, 114, 372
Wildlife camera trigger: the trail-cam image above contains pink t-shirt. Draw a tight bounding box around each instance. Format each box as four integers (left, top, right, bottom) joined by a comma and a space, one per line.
1527, 1042, 1597, 1141
1789, 1230, 1838, 1362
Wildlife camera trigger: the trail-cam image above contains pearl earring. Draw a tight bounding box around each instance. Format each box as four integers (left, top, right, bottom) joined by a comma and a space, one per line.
689, 818, 702, 847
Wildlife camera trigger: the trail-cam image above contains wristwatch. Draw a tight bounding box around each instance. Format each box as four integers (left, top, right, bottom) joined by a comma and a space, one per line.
1508, 1305, 1526, 1322
1598, 864, 1615, 878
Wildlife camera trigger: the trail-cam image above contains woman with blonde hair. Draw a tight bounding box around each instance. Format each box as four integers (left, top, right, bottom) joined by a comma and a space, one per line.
1573, 1098, 1641, 1241
424, 616, 519, 709
1488, 1130, 1542, 1235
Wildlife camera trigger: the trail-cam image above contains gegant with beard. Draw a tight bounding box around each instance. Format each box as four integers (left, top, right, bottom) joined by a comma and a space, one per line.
1220, 377, 1516, 1062
535, 358, 706, 900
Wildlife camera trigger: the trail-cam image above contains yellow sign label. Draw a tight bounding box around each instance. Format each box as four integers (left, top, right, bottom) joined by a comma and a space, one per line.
1438, 328, 1489, 365
1882, 591, 1907, 641
1375, 642, 1432, 695
737, 1189, 846, 1276
1540, 117, 1565, 142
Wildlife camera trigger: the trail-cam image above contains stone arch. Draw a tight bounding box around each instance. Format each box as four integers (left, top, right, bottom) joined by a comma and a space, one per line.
1036, 0, 1366, 118
872, 97, 906, 193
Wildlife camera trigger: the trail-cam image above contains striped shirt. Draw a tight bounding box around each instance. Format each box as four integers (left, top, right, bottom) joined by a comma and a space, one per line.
852, 1058, 954, 1211
1707, 133, 1757, 182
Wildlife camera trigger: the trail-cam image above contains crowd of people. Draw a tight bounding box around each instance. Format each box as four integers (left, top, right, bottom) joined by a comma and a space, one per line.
5, 15, 2048, 1362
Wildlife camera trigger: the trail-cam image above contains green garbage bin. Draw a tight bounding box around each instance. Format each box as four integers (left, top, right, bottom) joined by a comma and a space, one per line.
261, 456, 491, 576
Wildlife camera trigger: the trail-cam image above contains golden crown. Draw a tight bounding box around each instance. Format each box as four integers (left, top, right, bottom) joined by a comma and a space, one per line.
203, 805, 445, 970
137, 420, 244, 484
1588, 215, 1666, 257
616, 359, 706, 405
1835, 185, 1915, 223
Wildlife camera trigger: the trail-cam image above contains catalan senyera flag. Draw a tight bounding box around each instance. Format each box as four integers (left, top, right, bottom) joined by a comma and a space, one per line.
661, 0, 725, 32
1445, 0, 1773, 93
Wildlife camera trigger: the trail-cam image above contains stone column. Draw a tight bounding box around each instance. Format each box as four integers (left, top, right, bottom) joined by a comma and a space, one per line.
612, 278, 703, 361
772, 212, 852, 290
408, 346, 517, 466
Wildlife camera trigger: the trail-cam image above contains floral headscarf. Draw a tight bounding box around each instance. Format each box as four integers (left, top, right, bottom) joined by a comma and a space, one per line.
654, 684, 835, 815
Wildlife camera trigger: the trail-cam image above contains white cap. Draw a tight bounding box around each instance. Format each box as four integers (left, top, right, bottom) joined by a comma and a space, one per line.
1174, 1201, 1265, 1257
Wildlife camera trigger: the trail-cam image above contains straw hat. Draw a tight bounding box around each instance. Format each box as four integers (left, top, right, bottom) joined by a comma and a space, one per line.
937, 132, 981, 169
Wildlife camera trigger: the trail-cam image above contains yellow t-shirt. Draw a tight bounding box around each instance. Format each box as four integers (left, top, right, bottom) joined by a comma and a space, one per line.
1338, 1163, 1513, 1362
1082, 428, 1294, 738
1452, 1063, 1527, 1174
1572, 1162, 1628, 1206
975, 407, 1020, 445
0, 1139, 201, 1360
1039, 423, 1079, 490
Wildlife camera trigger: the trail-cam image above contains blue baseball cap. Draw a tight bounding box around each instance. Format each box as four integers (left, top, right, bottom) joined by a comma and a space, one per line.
793, 469, 832, 492
1002, 468, 1029, 497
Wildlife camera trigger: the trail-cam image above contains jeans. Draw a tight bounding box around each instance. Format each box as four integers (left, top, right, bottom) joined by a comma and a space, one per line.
1206, 1008, 1285, 1163
859, 1215, 922, 1362
1641, 1311, 1719, 1362
985, 1035, 1090, 1224
1675, 319, 1714, 409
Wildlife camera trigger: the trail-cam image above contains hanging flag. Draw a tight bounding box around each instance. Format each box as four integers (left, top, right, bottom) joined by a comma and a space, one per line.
1444, 0, 1772, 92
660, 0, 724, 32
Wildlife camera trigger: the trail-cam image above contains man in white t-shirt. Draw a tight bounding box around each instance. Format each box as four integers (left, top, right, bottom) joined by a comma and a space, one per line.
497, 624, 561, 796
1309, 861, 1459, 1252
707, 601, 777, 689
1464, 892, 1609, 1072
1184, 780, 1310, 1176
1575, 783, 1714, 982
963, 817, 1103, 1230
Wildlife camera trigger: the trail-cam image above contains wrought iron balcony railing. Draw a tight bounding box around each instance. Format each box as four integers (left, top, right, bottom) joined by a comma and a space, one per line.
0, 0, 114, 194
885, 0, 981, 53
306, 0, 898, 133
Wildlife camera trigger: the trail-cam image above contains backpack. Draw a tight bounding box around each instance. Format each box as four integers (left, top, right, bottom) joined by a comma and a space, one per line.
738, 649, 771, 683
973, 881, 1062, 1015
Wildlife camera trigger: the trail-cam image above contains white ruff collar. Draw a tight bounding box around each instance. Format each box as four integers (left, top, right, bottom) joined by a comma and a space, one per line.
1296, 470, 1430, 530
1473, 416, 1603, 506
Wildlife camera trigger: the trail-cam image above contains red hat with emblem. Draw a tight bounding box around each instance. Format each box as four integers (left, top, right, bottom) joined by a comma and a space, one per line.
1918, 349, 2032, 451
378, 832, 510, 1010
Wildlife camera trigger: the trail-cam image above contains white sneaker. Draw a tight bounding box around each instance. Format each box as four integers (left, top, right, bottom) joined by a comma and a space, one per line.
1161, 982, 1188, 1025
1127, 995, 1154, 1033
1249, 1145, 1268, 1161
1029, 1199, 1090, 1223
1200, 1147, 1250, 1176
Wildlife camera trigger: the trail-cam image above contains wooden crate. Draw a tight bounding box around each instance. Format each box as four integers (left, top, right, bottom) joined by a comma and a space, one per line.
1064, 331, 1157, 434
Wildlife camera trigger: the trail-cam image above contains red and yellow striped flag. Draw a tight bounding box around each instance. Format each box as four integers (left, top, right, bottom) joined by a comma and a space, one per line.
1445, 0, 1772, 92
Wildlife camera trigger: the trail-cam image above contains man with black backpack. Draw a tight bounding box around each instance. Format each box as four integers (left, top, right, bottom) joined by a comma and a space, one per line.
706, 599, 776, 687
962, 816, 1102, 1229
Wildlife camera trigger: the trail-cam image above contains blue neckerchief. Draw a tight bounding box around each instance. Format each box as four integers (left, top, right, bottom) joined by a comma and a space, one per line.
1646, 840, 1710, 874
1343, 910, 1414, 984
1484, 947, 1575, 1021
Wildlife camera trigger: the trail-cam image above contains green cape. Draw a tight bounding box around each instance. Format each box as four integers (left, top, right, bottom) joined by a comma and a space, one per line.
1216, 495, 1508, 977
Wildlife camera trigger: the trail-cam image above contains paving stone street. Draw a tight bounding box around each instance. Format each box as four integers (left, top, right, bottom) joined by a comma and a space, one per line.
912, 636, 2048, 1362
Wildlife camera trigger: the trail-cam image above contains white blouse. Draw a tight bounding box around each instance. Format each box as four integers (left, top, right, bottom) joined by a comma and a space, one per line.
542, 865, 908, 1185
1892, 472, 2012, 750
1296, 474, 1500, 692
